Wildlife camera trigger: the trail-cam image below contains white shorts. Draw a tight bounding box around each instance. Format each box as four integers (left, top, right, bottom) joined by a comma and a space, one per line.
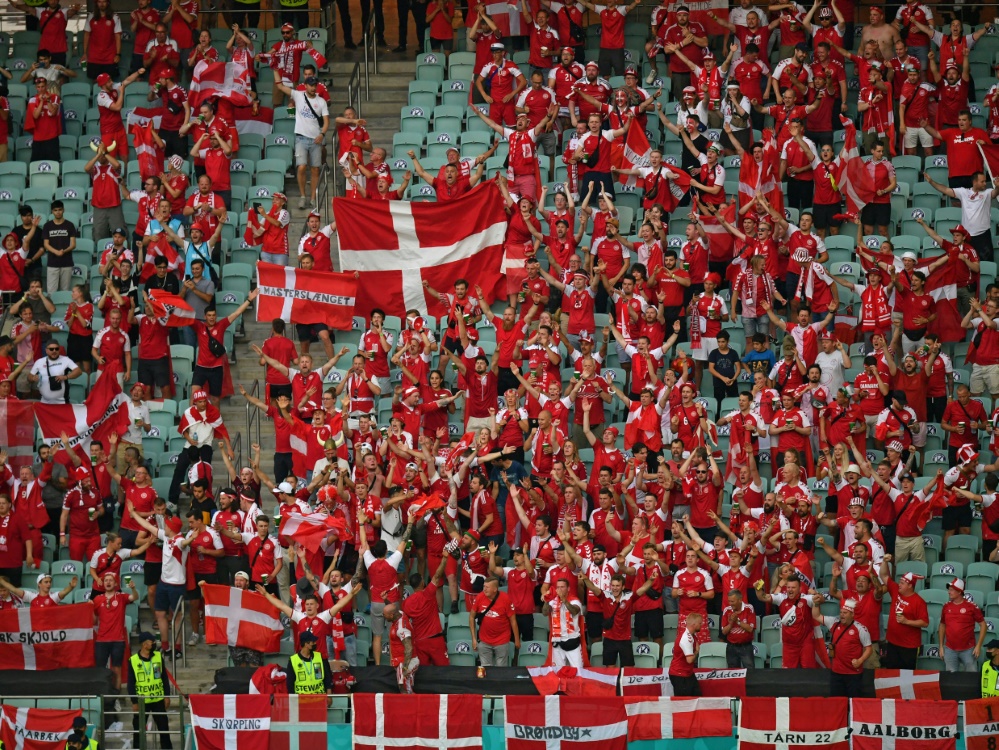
971, 363, 999, 396
692, 337, 718, 362
903, 127, 934, 149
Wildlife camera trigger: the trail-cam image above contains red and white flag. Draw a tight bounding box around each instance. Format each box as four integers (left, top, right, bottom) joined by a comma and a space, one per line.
125, 106, 163, 129
850, 699, 957, 750
0, 706, 81, 750
737, 129, 782, 214
526, 666, 619, 696
249, 665, 288, 696
0, 604, 95, 670
281, 511, 347, 552
190, 61, 252, 109
614, 124, 651, 188
243, 204, 264, 247
694, 668, 748, 697
699, 202, 738, 265
622, 697, 731, 741
963, 698, 999, 750
34, 369, 130, 466
131, 119, 163, 183
619, 667, 675, 696
147, 290, 196, 328
139, 234, 184, 282
334, 181, 507, 319
232, 104, 275, 136
256, 262, 358, 330
483, 1, 524, 36
918, 251, 964, 343
504, 696, 627, 750
838, 116, 876, 216
980, 143, 999, 182
873, 669, 941, 700
189, 694, 272, 750
202, 583, 283, 653
269, 695, 326, 750
0, 399, 34, 472
738, 697, 848, 750
353, 694, 482, 750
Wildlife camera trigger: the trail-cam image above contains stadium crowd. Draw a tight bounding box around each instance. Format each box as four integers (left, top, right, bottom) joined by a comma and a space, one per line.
3, 0, 999, 703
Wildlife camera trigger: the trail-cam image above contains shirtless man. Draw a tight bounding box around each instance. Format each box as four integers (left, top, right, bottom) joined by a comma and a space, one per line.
860, 6, 900, 63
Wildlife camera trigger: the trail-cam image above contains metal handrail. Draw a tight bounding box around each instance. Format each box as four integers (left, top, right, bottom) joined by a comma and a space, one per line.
362, 14, 378, 100
246, 379, 262, 455
169, 598, 186, 672
316, 164, 332, 223
346, 61, 362, 116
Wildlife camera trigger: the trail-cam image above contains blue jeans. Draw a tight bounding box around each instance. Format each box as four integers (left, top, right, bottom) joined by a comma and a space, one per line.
260, 251, 287, 266
943, 645, 977, 672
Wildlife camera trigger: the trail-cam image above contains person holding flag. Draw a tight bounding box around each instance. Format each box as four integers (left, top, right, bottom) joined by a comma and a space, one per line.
86, 141, 127, 246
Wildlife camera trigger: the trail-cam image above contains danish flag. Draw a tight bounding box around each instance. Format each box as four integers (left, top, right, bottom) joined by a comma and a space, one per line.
353, 694, 482, 750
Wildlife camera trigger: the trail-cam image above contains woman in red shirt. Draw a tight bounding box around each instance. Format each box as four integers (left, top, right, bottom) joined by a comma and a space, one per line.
65, 284, 94, 376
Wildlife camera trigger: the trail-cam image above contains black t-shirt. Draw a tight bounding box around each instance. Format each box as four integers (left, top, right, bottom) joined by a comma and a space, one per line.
681, 134, 709, 174
13, 222, 44, 263
708, 347, 739, 381
144, 272, 181, 296
42, 219, 78, 268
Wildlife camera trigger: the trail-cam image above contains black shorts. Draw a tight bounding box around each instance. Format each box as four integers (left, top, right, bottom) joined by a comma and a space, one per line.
192, 365, 224, 397
585, 609, 604, 640
139, 358, 172, 389
268, 383, 292, 401
811, 202, 843, 230
144, 562, 162, 587
861, 202, 891, 227
67, 332, 93, 364
95, 640, 125, 668
186, 572, 216, 599
516, 613, 534, 642
295, 323, 331, 343
942, 503, 973, 531
633, 608, 664, 639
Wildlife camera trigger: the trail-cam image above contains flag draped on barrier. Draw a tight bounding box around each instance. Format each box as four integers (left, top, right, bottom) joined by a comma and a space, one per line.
873, 669, 942, 700
738, 697, 848, 750
504, 696, 627, 750
189, 694, 272, 750
849, 698, 957, 750
353, 694, 483, 750
0, 706, 81, 750
270, 695, 327, 750
622, 697, 732, 741
0, 605, 95, 670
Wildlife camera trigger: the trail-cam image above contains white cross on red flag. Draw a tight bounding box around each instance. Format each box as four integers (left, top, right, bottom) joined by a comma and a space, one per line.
353, 694, 482, 750
873, 669, 941, 700
189, 694, 272, 750
202, 583, 283, 653
737, 697, 848, 750
269, 695, 327, 750
0, 604, 95, 670
850, 699, 957, 750
622, 697, 732, 741
0, 706, 80, 750
255, 263, 358, 330
503, 696, 628, 750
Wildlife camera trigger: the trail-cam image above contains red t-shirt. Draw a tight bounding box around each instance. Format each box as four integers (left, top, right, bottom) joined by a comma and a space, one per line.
93, 592, 130, 642
473, 591, 516, 645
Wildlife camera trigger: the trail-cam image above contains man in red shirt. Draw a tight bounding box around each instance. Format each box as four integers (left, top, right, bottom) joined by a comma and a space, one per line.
470, 576, 520, 666
651, 4, 707, 99
26, 76, 61, 163
721, 588, 757, 667
93, 572, 139, 689
880, 563, 929, 669
402, 557, 450, 666
860, 142, 896, 237
490, 543, 538, 640
938, 577, 986, 672
760, 576, 820, 668
924, 111, 990, 189
191, 290, 258, 405
668, 611, 703, 695
475, 43, 526, 127
898, 65, 935, 157
59, 465, 103, 563
812, 593, 873, 697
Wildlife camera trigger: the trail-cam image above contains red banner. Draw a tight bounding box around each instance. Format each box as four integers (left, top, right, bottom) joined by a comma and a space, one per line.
739, 697, 848, 750
964, 698, 999, 750
623, 697, 731, 740
189, 695, 271, 750
139, 234, 184, 283
353, 694, 482, 750
270, 695, 326, 750
256, 262, 357, 330
0, 706, 81, 750
849, 699, 957, 750
0, 400, 34, 472
190, 61, 252, 109
334, 181, 507, 318
527, 666, 619, 696
873, 669, 941, 700
0, 604, 95, 670
504, 696, 626, 750
147, 290, 196, 328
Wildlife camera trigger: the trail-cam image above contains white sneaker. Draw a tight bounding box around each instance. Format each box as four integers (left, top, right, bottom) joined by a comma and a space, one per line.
108, 721, 123, 733
645, 68, 658, 85
298, 196, 306, 209
187, 633, 200, 647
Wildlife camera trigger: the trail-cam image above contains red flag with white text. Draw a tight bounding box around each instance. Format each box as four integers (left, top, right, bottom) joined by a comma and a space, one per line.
873, 669, 942, 699
738, 697, 848, 750
334, 181, 507, 319
849, 699, 956, 750
504, 696, 627, 750
623, 697, 732, 741
202, 583, 283, 653
34, 369, 130, 466
139, 234, 184, 282
256, 262, 358, 330
0, 706, 81, 750
0, 604, 95, 670
189, 694, 272, 750
353, 694, 483, 750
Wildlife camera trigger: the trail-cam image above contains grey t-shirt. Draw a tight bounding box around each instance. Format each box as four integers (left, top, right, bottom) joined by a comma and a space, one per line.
33, 460, 68, 510
183, 277, 216, 322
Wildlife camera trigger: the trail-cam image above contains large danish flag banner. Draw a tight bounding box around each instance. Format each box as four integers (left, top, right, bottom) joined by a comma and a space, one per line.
0, 706, 81, 750
189, 694, 271, 750
622, 697, 731, 741
849, 699, 957, 750
504, 696, 627, 750
202, 584, 283, 653
963, 698, 999, 750
269, 695, 327, 750
0, 604, 95, 670
873, 669, 941, 700
353, 694, 482, 750
255, 263, 358, 330
334, 181, 507, 319
738, 697, 848, 750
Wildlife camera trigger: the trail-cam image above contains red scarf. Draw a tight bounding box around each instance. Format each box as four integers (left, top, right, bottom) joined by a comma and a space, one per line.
859, 283, 892, 332
697, 66, 723, 110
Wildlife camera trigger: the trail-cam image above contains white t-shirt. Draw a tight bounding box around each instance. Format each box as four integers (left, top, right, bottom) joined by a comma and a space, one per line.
291, 89, 330, 140
814, 350, 845, 392
952, 187, 993, 236
29, 355, 78, 404
157, 529, 189, 586
124, 400, 151, 444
